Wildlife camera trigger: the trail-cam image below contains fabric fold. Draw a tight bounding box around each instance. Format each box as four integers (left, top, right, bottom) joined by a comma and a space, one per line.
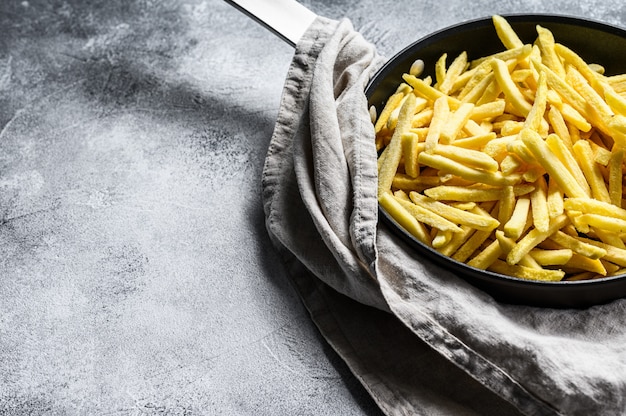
261, 14, 626, 416
262, 16, 388, 311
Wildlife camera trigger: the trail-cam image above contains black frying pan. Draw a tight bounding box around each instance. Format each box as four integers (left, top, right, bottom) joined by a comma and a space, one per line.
225, 1, 626, 308
368, 15, 626, 308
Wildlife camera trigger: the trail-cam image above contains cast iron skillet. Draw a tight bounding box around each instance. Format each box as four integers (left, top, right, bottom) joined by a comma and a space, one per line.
367, 15, 626, 308
225, 1, 626, 308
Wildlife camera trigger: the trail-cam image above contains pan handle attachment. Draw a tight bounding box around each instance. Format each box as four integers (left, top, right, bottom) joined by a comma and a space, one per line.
223, 0, 318, 48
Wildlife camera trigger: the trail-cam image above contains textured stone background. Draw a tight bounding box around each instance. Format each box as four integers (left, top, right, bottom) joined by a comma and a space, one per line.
1, 0, 625, 415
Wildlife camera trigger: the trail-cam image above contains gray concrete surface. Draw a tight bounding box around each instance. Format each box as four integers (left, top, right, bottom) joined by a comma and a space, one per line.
1, 0, 625, 414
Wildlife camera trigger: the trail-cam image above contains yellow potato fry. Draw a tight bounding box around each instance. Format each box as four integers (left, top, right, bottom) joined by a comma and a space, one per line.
567, 209, 591, 234
521, 166, 546, 183
579, 213, 626, 234
545, 134, 591, 197
563, 253, 607, 275
467, 239, 502, 270
386, 96, 407, 130
425, 184, 534, 202
390, 95, 427, 131
504, 196, 531, 240
511, 69, 533, 83
492, 59, 532, 117
590, 139, 612, 166
609, 149, 624, 206
457, 204, 499, 255
437, 225, 476, 257
409, 192, 499, 231
572, 139, 611, 203
547, 106, 573, 150
529, 248, 573, 266
392, 194, 462, 233
488, 259, 565, 281
594, 228, 626, 249
378, 93, 418, 197
438, 174, 475, 187
535, 25, 566, 78
393, 189, 410, 200
548, 230, 607, 259
375, 91, 405, 133
418, 152, 521, 186
604, 85, 626, 116
554, 43, 604, 93
500, 154, 523, 176
602, 260, 622, 275
463, 119, 492, 136
453, 229, 493, 263
506, 138, 536, 164
458, 65, 493, 100
412, 107, 434, 128
546, 176, 564, 218
471, 44, 532, 68
521, 128, 588, 198
560, 103, 592, 133
451, 68, 478, 97
566, 66, 613, 131
470, 100, 506, 121
452, 132, 497, 149
435, 53, 447, 88
407, 130, 428, 146
578, 236, 626, 267
379, 192, 430, 244
492, 15, 524, 49
402, 132, 421, 178
562, 223, 580, 237
439, 52, 469, 95
392, 173, 441, 191
523, 70, 548, 132
546, 88, 563, 106
607, 73, 626, 93
433, 144, 499, 172
498, 185, 516, 227
531, 58, 590, 124
496, 230, 541, 269
485, 135, 517, 159
480, 121, 495, 133
462, 72, 496, 104
566, 271, 597, 281
424, 96, 450, 153
477, 78, 504, 106
530, 175, 550, 232
608, 115, 626, 148
440, 102, 475, 143
402, 74, 461, 108
506, 214, 569, 265
450, 202, 477, 211
499, 120, 525, 136
432, 229, 454, 248
440, 203, 497, 259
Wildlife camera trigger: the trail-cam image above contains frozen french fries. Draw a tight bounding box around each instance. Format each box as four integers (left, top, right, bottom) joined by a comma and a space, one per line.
374, 15, 626, 281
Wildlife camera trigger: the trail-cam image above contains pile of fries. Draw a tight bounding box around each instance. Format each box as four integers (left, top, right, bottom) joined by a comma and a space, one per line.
374, 15, 626, 282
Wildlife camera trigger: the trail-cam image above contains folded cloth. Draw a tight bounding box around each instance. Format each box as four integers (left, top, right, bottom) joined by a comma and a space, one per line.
262, 15, 626, 416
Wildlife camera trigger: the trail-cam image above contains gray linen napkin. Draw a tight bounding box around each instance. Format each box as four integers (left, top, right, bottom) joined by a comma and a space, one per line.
262, 16, 626, 416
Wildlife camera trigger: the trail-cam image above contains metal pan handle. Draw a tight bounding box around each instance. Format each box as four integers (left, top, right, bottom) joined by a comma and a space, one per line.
223, 0, 318, 47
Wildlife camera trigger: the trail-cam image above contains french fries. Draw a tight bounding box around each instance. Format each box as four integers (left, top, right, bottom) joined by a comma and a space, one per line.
374, 15, 626, 282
